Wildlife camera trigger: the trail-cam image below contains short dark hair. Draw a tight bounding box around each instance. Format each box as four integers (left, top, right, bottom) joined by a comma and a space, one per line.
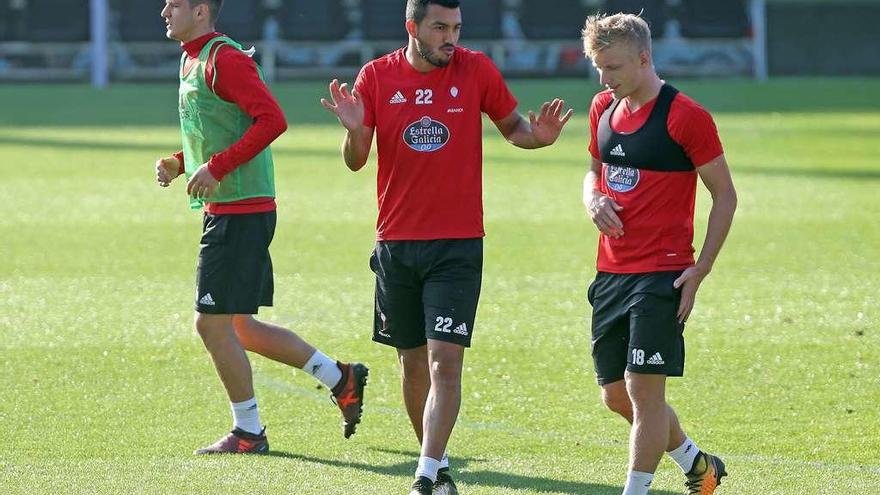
191, 0, 223, 23
406, 0, 460, 24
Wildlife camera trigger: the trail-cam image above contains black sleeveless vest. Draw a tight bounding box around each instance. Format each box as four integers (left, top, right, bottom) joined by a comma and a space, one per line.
597, 84, 694, 172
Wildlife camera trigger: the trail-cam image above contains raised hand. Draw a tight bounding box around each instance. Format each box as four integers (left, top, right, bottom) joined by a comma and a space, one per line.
528, 98, 574, 146
321, 79, 365, 131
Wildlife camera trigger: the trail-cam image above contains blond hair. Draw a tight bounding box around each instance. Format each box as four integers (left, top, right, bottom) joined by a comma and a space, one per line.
582, 12, 652, 60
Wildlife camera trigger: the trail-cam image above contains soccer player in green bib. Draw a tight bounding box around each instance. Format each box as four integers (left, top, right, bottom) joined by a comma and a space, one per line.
154, 0, 368, 454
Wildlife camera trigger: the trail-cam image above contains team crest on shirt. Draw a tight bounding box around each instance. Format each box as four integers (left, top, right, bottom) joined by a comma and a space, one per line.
403, 116, 450, 152
605, 164, 640, 192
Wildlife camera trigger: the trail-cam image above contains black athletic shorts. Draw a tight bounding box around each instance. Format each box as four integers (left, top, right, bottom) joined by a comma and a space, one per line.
369, 239, 483, 349
588, 270, 685, 385
195, 211, 275, 315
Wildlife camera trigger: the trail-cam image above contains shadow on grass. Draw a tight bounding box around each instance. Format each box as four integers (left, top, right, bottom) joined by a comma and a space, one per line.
266, 449, 680, 495
5, 135, 880, 183
735, 165, 880, 181
0, 135, 341, 159
3, 80, 880, 128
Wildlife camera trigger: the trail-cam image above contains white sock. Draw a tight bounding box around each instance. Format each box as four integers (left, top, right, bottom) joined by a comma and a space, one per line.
303, 350, 342, 390
415, 456, 442, 483
231, 397, 262, 435
668, 437, 701, 473
622, 470, 653, 495
440, 452, 449, 470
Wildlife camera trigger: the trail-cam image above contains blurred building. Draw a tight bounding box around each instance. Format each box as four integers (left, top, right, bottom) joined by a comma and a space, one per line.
0, 0, 876, 82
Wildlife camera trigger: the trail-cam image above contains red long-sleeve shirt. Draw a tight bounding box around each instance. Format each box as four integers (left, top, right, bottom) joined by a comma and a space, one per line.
175, 31, 287, 214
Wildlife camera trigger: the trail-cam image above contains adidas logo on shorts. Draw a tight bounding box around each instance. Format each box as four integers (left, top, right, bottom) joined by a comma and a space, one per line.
199, 293, 216, 306
452, 323, 468, 336
610, 144, 626, 157
646, 352, 665, 365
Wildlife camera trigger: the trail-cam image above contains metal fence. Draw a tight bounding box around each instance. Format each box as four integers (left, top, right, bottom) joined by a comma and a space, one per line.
3, 0, 872, 85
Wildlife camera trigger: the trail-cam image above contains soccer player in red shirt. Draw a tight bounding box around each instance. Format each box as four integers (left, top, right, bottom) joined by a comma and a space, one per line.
154, 0, 367, 455
582, 13, 737, 495
321, 1, 572, 493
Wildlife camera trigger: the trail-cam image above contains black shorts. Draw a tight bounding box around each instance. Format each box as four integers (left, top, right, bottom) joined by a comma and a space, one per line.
369, 239, 483, 349
588, 270, 685, 385
195, 211, 276, 315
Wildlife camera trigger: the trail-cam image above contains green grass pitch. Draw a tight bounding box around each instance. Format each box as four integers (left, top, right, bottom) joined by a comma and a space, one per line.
0, 78, 878, 494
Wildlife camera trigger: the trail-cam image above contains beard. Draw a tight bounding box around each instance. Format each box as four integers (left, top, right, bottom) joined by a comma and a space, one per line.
414, 36, 453, 68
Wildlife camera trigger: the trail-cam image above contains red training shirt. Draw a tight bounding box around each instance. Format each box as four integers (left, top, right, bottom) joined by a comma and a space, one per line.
354, 47, 518, 240
588, 88, 724, 273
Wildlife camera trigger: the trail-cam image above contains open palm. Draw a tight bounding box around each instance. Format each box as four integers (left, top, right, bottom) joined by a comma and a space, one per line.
528, 98, 573, 146
321, 79, 364, 131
